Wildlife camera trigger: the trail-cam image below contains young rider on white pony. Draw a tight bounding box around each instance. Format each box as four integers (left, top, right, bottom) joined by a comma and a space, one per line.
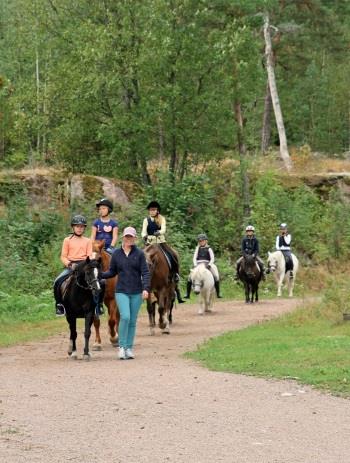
184, 233, 222, 299
274, 223, 293, 277
235, 225, 266, 281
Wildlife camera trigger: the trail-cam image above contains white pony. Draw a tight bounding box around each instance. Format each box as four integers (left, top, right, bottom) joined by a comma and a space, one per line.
267, 250, 299, 297
190, 263, 215, 315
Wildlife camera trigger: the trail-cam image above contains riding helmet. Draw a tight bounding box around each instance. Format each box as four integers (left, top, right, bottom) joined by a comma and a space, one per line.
96, 198, 113, 212
71, 214, 87, 226
147, 201, 161, 211
245, 225, 255, 232
280, 223, 287, 229
197, 233, 208, 241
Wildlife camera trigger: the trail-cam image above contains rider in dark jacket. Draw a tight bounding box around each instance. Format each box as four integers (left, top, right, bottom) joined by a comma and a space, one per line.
235, 225, 266, 281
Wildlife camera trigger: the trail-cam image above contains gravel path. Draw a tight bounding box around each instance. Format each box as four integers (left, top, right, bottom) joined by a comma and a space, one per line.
1, 298, 350, 463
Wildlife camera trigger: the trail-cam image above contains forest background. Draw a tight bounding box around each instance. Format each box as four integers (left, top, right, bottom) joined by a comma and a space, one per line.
0, 0, 350, 325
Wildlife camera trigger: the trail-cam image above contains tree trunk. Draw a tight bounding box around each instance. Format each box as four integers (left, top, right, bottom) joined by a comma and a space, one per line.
261, 80, 272, 154
263, 12, 292, 171
233, 99, 250, 221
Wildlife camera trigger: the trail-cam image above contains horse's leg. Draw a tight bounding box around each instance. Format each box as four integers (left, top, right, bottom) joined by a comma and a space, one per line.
198, 292, 204, 315
83, 311, 94, 360
67, 315, 77, 359
204, 289, 212, 312
158, 292, 169, 333
277, 273, 284, 297
244, 283, 249, 303
108, 297, 119, 346
288, 273, 294, 297
147, 298, 156, 336
92, 317, 102, 351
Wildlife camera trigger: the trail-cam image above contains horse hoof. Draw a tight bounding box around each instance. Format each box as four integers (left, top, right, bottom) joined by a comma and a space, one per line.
110, 336, 118, 347
92, 343, 102, 351
83, 353, 92, 361
68, 351, 78, 359
150, 328, 155, 336
162, 328, 170, 334
198, 311, 204, 315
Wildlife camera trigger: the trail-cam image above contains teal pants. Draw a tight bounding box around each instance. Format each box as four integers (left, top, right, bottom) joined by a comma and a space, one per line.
116, 293, 143, 349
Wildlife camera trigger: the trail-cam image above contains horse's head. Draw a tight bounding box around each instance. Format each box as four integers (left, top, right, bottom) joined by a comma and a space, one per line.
190, 265, 206, 295
92, 239, 105, 254
241, 253, 258, 278
267, 251, 278, 274
75, 257, 102, 297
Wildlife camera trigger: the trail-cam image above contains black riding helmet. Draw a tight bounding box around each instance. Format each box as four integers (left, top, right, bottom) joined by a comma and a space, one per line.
147, 201, 161, 212
71, 214, 87, 226
96, 198, 113, 212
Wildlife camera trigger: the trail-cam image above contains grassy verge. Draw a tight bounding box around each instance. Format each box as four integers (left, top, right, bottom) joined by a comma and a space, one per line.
187, 277, 350, 397
0, 290, 65, 347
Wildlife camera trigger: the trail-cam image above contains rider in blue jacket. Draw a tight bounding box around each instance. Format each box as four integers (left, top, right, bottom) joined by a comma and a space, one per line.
235, 225, 266, 280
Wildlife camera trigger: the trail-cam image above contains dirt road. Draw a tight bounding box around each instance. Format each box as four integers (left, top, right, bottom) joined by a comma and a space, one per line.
1, 298, 350, 463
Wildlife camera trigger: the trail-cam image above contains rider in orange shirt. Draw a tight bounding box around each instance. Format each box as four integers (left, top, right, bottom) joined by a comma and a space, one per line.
53, 215, 93, 316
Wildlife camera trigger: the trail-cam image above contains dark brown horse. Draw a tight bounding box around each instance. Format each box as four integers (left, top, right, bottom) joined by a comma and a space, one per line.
144, 244, 176, 335
238, 253, 262, 303
92, 240, 119, 349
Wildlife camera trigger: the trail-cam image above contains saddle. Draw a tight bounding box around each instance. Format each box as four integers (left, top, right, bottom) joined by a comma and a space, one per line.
60, 274, 74, 299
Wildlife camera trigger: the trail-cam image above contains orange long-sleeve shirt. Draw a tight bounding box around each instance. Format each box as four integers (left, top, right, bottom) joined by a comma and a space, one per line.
60, 234, 93, 267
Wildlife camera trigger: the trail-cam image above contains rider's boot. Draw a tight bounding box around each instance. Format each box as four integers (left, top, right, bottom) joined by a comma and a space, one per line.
175, 285, 185, 303
234, 264, 240, 282
214, 281, 223, 298
54, 281, 65, 316
184, 281, 192, 299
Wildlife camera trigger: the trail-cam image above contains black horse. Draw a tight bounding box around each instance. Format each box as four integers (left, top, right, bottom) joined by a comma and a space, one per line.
61, 257, 102, 359
238, 254, 262, 303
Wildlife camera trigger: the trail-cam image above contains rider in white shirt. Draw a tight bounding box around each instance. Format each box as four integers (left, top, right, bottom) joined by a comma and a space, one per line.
275, 223, 293, 277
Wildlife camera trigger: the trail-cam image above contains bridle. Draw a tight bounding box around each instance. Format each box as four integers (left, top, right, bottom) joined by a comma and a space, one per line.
74, 263, 101, 292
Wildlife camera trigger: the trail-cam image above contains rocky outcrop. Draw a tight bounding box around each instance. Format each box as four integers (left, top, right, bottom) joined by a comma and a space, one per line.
0, 168, 139, 210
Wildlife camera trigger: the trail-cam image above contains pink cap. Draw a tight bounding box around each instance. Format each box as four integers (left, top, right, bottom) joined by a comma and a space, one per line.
123, 226, 137, 237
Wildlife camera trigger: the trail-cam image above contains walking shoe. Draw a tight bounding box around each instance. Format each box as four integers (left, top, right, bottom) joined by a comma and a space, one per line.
55, 303, 66, 317
125, 348, 135, 359
118, 347, 126, 360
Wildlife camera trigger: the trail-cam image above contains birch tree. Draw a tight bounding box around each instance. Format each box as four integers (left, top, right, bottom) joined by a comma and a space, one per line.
263, 12, 292, 171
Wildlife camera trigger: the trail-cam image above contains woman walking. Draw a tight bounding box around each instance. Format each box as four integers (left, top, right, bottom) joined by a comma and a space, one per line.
101, 226, 150, 360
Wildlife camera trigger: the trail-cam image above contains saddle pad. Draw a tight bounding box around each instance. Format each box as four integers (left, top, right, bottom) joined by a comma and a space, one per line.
60, 274, 74, 298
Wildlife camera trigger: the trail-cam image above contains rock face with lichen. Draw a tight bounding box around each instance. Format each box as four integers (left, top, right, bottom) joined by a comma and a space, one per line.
0, 168, 139, 211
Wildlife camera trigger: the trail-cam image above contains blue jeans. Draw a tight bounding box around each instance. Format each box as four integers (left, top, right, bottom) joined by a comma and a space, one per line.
116, 293, 143, 349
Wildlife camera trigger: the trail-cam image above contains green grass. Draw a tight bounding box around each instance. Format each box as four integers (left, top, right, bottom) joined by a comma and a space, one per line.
0, 290, 66, 346
187, 294, 350, 397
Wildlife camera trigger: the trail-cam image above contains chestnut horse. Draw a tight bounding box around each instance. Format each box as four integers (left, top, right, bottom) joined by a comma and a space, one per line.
92, 240, 119, 349
144, 244, 176, 335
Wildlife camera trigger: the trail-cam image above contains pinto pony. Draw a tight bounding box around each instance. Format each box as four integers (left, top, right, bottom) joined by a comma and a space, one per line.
267, 250, 299, 297
190, 263, 215, 315
92, 240, 119, 349
61, 257, 102, 360
144, 244, 176, 335
238, 254, 262, 303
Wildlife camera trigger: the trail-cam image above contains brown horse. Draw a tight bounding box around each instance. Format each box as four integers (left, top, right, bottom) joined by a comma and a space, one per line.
144, 244, 176, 335
92, 240, 119, 349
